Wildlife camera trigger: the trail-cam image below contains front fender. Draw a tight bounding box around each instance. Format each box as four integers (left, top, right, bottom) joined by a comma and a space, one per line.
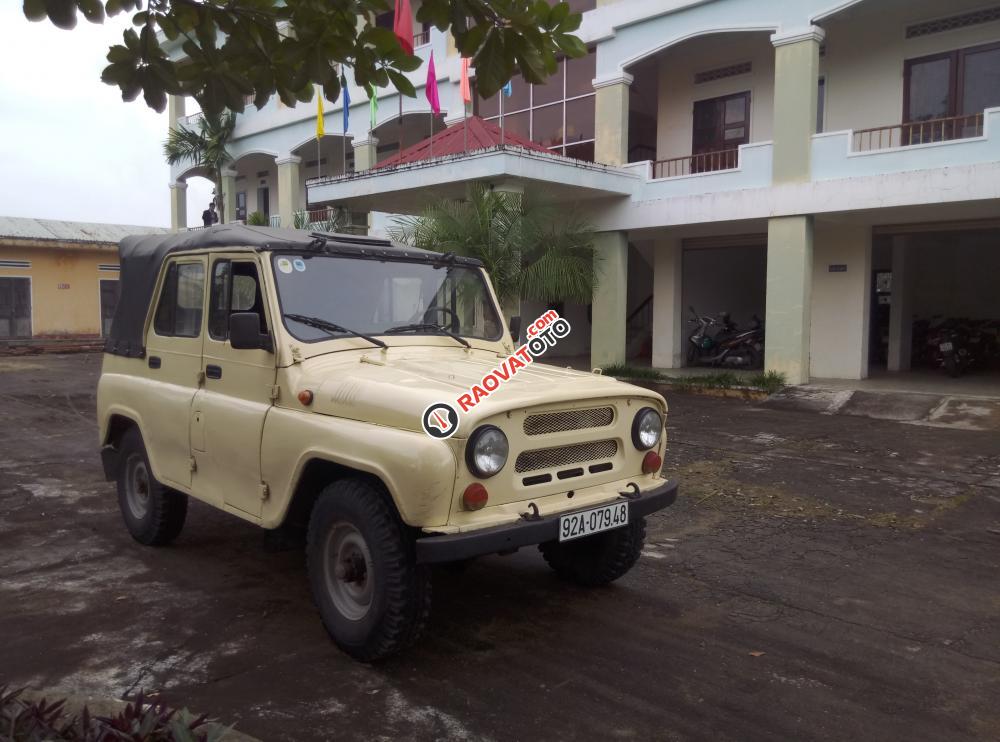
260, 408, 458, 529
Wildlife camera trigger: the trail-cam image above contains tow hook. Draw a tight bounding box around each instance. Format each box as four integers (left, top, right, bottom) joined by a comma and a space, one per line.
618, 482, 641, 500
520, 502, 542, 521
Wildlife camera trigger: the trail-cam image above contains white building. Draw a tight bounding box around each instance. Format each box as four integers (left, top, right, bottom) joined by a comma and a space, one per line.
164, 0, 1000, 386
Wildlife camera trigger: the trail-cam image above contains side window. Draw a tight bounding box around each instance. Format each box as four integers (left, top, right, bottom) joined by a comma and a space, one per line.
208, 260, 268, 341
153, 262, 205, 338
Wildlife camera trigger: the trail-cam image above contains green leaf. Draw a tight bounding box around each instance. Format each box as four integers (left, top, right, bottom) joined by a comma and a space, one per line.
45, 0, 78, 29
23, 0, 47, 21
554, 33, 587, 58
386, 69, 415, 97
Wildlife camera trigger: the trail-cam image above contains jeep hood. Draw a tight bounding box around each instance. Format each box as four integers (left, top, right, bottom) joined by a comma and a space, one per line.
291, 347, 659, 436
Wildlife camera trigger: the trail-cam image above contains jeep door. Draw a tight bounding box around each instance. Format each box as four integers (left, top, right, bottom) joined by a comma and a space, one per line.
189, 255, 276, 517
144, 256, 208, 489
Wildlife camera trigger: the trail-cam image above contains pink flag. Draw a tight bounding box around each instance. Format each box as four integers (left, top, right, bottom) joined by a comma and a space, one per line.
460, 57, 471, 104
425, 51, 441, 115
393, 0, 414, 55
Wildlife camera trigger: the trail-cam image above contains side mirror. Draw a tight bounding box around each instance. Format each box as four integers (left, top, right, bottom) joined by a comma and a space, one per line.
229, 312, 272, 351
508, 315, 521, 341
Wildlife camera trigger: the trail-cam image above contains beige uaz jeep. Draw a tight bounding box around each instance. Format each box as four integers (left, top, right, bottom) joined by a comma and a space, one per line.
97, 225, 678, 661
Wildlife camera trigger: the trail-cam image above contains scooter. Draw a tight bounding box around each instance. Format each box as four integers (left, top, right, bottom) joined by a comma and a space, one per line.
687, 307, 764, 369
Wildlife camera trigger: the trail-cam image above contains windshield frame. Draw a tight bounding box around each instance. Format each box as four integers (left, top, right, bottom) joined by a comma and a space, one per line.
268, 251, 506, 346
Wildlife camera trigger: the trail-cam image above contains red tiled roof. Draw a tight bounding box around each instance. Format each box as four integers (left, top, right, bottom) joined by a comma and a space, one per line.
373, 116, 553, 169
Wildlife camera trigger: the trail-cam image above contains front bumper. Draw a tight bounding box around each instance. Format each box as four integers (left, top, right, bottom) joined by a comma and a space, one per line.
414, 478, 679, 564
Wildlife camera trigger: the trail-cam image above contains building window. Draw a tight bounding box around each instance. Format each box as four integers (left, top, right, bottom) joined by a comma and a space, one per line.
99, 279, 119, 337
0, 277, 31, 338
904, 42, 1000, 141
473, 48, 596, 160
817, 77, 826, 133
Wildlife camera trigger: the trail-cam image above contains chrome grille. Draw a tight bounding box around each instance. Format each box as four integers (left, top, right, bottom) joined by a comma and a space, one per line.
515, 440, 618, 473
523, 406, 615, 436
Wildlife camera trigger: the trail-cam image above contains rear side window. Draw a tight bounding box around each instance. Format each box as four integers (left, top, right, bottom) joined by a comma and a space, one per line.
154, 262, 205, 338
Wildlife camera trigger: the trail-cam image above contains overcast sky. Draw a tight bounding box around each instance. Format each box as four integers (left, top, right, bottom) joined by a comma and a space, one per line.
0, 5, 212, 228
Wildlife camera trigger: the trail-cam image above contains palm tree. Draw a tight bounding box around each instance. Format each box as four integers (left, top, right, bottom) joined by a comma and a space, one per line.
163, 110, 237, 222
389, 183, 597, 319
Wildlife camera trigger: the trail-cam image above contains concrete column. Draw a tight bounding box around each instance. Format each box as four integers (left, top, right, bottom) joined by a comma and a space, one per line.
592, 72, 632, 166
167, 94, 186, 130
353, 137, 379, 171
167, 97, 187, 231
591, 231, 628, 369
765, 215, 813, 384
221, 168, 238, 224
169, 181, 187, 232
887, 236, 912, 372
651, 238, 683, 369
770, 27, 824, 183
276, 155, 303, 229
810, 223, 872, 379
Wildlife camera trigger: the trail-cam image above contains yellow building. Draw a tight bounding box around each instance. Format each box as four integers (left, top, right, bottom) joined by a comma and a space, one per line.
0, 217, 167, 341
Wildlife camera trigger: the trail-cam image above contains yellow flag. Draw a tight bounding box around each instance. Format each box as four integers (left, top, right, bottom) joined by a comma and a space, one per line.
316, 88, 325, 138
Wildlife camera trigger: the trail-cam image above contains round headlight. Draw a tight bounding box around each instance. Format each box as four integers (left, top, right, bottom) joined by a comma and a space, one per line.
465, 425, 509, 478
631, 407, 663, 450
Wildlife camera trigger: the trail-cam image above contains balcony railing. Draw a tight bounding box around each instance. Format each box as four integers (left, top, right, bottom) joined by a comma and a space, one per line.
413, 29, 430, 47
852, 113, 985, 152
652, 148, 739, 179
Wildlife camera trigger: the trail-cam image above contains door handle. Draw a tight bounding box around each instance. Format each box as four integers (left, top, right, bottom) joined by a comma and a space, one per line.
148, 356, 161, 369
205, 364, 222, 380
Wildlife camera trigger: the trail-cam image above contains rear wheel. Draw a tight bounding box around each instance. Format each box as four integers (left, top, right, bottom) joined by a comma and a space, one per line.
540, 517, 646, 587
116, 428, 187, 546
306, 478, 431, 661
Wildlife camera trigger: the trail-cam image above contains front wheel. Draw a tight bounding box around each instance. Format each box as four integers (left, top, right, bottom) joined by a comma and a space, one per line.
306, 478, 431, 662
540, 517, 646, 587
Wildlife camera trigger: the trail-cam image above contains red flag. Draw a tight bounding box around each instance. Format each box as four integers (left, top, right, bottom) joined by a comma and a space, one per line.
425, 51, 441, 115
460, 57, 471, 104
393, 0, 414, 55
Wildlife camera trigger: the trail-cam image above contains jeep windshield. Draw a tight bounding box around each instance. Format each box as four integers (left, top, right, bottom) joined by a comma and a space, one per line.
271, 253, 504, 343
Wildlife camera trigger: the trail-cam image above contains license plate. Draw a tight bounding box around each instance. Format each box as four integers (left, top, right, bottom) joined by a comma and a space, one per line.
559, 502, 629, 542
940, 342, 954, 351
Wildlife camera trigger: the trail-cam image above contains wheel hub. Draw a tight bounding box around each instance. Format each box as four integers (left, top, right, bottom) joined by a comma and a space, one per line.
323, 523, 374, 621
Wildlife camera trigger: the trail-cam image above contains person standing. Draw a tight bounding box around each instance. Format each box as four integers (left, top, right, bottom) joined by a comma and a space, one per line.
202, 202, 219, 228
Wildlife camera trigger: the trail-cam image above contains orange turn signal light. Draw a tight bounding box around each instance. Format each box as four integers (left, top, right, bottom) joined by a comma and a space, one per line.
463, 483, 489, 511
297, 389, 314, 406
642, 451, 662, 474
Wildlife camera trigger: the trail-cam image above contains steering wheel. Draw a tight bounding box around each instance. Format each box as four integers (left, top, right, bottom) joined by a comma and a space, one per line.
423, 305, 459, 328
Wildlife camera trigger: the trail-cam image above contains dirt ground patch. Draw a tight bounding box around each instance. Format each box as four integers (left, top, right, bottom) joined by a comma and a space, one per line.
1, 354, 999, 741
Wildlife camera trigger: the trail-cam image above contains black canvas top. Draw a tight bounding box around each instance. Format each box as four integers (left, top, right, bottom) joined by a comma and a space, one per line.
104, 223, 482, 358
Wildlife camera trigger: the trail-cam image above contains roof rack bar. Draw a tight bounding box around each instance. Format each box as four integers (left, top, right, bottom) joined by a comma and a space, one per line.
309, 231, 392, 247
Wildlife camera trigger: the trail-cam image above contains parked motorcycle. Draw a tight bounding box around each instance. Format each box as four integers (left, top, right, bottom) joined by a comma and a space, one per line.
686, 306, 764, 369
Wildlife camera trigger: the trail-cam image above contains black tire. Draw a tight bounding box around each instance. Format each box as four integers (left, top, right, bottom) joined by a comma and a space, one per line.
306, 478, 431, 662
116, 427, 188, 546
539, 517, 647, 587
944, 354, 960, 378
686, 343, 699, 366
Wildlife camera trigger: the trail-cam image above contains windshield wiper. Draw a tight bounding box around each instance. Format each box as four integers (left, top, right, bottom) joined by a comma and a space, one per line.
284, 313, 387, 349
383, 323, 470, 348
